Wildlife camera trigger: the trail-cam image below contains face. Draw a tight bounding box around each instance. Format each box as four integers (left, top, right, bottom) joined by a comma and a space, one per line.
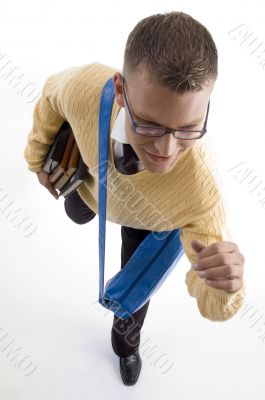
113, 70, 215, 174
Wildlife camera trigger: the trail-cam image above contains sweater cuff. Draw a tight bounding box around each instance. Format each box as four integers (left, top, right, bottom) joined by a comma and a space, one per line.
185, 267, 246, 321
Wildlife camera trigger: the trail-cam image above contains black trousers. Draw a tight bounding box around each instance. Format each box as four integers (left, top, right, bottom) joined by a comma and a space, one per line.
64, 190, 151, 357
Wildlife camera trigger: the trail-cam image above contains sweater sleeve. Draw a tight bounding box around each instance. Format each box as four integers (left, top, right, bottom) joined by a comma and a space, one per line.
180, 196, 246, 321
23, 66, 83, 173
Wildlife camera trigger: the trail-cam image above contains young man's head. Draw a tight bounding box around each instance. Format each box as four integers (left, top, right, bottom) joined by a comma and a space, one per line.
113, 11, 218, 175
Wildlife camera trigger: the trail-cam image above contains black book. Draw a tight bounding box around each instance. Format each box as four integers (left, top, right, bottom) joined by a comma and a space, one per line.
42, 121, 72, 173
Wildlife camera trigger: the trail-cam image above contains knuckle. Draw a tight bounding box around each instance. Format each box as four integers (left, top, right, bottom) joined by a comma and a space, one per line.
219, 254, 227, 265
233, 242, 239, 251
212, 243, 220, 253
227, 265, 234, 275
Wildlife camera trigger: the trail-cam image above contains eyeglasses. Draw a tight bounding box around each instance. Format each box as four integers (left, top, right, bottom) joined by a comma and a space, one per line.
122, 76, 210, 140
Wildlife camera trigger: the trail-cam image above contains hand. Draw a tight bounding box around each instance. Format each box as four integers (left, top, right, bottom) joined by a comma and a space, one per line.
191, 240, 245, 293
36, 170, 59, 199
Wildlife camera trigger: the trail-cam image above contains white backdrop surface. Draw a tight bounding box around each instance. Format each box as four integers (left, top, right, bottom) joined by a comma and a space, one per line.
0, 0, 264, 398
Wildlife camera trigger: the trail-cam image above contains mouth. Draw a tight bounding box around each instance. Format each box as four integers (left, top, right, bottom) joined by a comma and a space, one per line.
144, 149, 174, 163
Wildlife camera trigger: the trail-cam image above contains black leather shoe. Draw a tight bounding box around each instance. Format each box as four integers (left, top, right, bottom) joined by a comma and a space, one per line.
119, 350, 142, 386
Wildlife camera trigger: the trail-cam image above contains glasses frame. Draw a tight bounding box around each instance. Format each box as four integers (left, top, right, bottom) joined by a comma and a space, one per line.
121, 76, 210, 140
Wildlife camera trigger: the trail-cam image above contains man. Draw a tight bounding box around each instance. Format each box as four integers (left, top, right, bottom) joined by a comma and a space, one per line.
24, 11, 245, 386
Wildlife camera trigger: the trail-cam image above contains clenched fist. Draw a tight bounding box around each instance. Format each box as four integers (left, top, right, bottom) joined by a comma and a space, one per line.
191, 239, 245, 293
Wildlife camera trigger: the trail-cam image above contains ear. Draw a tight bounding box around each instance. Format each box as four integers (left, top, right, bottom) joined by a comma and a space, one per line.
113, 72, 125, 108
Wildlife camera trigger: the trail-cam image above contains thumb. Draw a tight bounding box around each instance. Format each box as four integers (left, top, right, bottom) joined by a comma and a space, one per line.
191, 239, 207, 253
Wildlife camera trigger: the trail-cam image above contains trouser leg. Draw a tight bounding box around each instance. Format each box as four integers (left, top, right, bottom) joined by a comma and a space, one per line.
111, 225, 151, 357
64, 190, 96, 224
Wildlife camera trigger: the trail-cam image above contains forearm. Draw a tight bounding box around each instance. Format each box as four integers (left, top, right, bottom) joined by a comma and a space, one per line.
24, 74, 67, 172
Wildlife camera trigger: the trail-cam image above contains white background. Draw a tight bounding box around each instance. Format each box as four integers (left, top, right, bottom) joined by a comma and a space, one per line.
0, 0, 264, 398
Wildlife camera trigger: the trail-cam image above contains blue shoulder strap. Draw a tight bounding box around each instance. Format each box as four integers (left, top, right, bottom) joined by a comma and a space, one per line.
98, 77, 115, 299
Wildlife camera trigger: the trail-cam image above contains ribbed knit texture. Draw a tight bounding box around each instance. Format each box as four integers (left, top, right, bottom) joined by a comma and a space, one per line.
24, 62, 245, 321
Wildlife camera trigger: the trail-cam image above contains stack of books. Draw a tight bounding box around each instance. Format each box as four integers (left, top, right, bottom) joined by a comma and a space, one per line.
42, 121, 89, 198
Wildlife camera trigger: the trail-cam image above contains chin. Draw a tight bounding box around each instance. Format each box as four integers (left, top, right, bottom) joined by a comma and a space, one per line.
143, 159, 176, 175
141, 151, 181, 174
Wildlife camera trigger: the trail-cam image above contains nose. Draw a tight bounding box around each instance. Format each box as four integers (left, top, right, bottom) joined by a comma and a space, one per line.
153, 132, 177, 157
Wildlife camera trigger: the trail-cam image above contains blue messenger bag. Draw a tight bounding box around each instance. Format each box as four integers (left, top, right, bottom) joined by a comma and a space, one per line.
98, 77, 184, 319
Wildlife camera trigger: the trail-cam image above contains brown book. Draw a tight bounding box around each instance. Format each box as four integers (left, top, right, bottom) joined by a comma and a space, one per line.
58, 152, 88, 198
48, 131, 75, 184
54, 141, 80, 190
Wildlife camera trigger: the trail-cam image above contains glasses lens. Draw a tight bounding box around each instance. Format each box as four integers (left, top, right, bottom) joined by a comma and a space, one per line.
173, 130, 203, 139
135, 126, 165, 136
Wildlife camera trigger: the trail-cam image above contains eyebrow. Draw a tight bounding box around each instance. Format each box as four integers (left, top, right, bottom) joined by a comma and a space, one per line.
134, 112, 203, 128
